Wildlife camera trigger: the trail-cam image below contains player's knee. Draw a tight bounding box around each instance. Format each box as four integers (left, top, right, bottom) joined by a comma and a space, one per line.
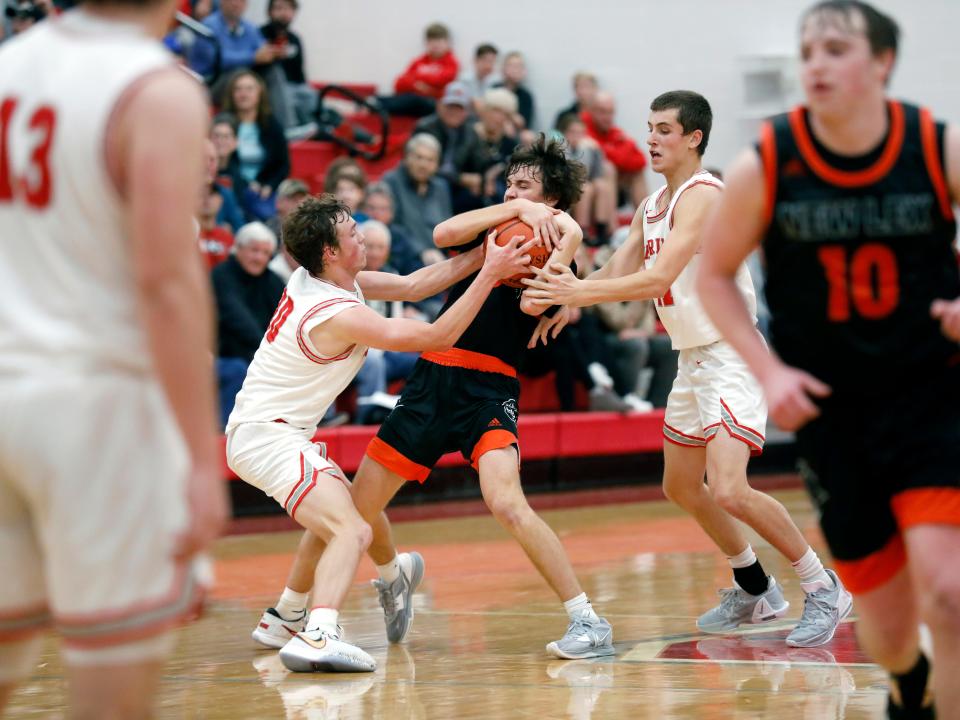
921, 569, 960, 631
662, 475, 697, 507
484, 494, 530, 531
711, 482, 749, 518
352, 520, 373, 554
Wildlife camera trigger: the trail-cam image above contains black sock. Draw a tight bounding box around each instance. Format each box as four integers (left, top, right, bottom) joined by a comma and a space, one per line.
891, 653, 930, 709
733, 560, 769, 596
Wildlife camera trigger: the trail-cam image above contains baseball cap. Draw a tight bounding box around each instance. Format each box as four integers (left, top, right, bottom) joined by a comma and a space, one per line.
440, 81, 470, 107
276, 178, 310, 199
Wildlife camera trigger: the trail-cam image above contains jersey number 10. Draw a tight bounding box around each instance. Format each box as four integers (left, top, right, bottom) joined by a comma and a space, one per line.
0, 97, 57, 210
817, 243, 899, 322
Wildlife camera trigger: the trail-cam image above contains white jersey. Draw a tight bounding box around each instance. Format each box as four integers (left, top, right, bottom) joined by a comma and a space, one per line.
0, 12, 175, 377
226, 268, 368, 432
642, 170, 757, 350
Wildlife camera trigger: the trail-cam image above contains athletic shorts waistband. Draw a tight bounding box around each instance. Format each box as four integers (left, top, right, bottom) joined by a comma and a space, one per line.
421, 348, 517, 377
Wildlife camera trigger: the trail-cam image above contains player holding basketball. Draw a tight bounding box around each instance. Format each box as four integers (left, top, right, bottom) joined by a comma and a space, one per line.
0, 0, 226, 716
328, 135, 616, 660
523, 91, 851, 648
227, 194, 534, 671
697, 2, 960, 717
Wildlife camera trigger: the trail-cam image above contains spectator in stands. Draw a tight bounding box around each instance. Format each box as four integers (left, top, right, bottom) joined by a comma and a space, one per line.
459, 43, 499, 115
221, 69, 290, 220
455, 87, 518, 209
210, 112, 243, 194
494, 51, 536, 139
383, 133, 452, 266
558, 112, 616, 245
191, 0, 281, 81
361, 182, 422, 276
198, 140, 240, 268
259, 0, 319, 135
265, 176, 308, 245
3, 0, 45, 37
212, 221, 285, 427
413, 81, 477, 213
582, 91, 648, 209
553, 71, 598, 130
378, 22, 458, 118
323, 160, 368, 217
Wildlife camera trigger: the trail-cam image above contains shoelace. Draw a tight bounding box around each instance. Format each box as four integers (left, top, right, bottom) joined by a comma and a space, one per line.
799, 590, 834, 624
372, 578, 397, 617
564, 614, 604, 643
715, 586, 747, 612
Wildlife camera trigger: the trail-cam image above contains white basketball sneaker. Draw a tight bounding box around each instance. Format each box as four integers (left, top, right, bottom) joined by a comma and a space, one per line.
279, 628, 376, 673
252, 607, 307, 649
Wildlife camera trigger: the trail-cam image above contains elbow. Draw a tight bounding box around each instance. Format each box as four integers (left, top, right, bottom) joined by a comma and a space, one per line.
433, 222, 454, 248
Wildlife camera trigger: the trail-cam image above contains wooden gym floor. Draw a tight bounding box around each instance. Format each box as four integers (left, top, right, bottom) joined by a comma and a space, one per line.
6, 486, 890, 719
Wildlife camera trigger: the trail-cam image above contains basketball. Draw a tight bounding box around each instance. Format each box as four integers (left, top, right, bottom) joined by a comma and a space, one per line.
484, 218, 551, 289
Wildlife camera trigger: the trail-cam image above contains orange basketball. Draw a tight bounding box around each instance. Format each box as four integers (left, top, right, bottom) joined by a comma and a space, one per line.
484, 218, 551, 289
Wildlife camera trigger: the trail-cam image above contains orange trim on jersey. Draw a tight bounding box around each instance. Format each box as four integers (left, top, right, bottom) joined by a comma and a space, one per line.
892, 487, 960, 529
667, 179, 723, 230
56, 564, 205, 649
470, 429, 518, 468
919, 107, 954, 221
788, 100, 905, 188
832, 534, 906, 595
0, 603, 51, 643
758, 120, 778, 228
421, 348, 517, 377
366, 436, 431, 483
296, 298, 362, 364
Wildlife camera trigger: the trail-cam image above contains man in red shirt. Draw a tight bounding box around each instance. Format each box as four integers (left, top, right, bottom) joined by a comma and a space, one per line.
379, 23, 459, 118
581, 91, 648, 209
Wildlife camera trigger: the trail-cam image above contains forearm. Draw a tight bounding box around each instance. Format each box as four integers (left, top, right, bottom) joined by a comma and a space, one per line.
434, 199, 528, 248
699, 272, 776, 381
575, 270, 669, 306
406, 248, 482, 300
423, 268, 498, 348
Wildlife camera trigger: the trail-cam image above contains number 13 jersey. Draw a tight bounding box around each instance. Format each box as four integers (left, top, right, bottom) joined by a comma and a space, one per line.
758, 101, 959, 392
0, 11, 174, 376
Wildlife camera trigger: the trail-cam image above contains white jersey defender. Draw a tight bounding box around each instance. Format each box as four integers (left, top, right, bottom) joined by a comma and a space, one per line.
0, 12, 206, 667
226, 269, 367, 513
643, 171, 768, 454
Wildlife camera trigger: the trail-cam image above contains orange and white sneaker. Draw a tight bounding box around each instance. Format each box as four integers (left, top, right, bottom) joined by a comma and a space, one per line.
252, 608, 306, 649
279, 628, 376, 673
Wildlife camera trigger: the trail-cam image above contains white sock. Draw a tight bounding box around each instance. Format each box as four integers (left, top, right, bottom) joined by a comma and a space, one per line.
377, 555, 401, 584
306, 606, 339, 635
792, 547, 834, 592
275, 587, 309, 620
727, 545, 758, 569
563, 592, 600, 622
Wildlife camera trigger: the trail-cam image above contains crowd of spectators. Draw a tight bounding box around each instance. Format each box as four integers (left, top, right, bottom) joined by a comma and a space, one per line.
4, 2, 689, 427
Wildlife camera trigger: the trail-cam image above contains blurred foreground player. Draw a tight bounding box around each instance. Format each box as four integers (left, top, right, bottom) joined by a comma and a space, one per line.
0, 0, 226, 717
698, 2, 960, 717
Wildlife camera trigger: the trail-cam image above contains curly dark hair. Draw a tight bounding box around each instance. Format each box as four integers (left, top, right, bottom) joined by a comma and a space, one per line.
282, 194, 351, 275
505, 134, 587, 211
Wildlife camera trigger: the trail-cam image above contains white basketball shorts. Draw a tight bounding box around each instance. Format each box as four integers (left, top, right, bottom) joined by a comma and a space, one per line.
662, 339, 767, 455
0, 373, 208, 670
226, 421, 346, 520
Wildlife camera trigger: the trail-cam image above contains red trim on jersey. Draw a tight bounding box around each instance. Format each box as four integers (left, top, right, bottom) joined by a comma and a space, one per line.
421, 348, 517, 377
663, 434, 704, 450
296, 298, 362, 364
0, 603, 51, 643
719, 399, 766, 441
892, 487, 960, 529
645, 186, 670, 222
667, 179, 723, 230
366, 436, 431, 483
918, 107, 954, 221
103, 67, 181, 200
470, 429, 519, 469
789, 101, 905, 188
289, 467, 319, 521
758, 120, 778, 228
833, 534, 906, 595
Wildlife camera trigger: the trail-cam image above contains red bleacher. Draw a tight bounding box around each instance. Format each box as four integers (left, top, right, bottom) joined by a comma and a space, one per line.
221, 409, 665, 480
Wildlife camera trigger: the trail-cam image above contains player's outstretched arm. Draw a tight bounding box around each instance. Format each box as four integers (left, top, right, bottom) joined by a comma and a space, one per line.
522, 185, 718, 307
434, 198, 561, 250
119, 70, 227, 557
318, 234, 535, 353
698, 149, 829, 430
930, 123, 960, 341
519, 211, 582, 316
357, 246, 483, 302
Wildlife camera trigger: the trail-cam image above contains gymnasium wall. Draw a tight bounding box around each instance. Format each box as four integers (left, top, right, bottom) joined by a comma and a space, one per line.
249, 0, 960, 170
